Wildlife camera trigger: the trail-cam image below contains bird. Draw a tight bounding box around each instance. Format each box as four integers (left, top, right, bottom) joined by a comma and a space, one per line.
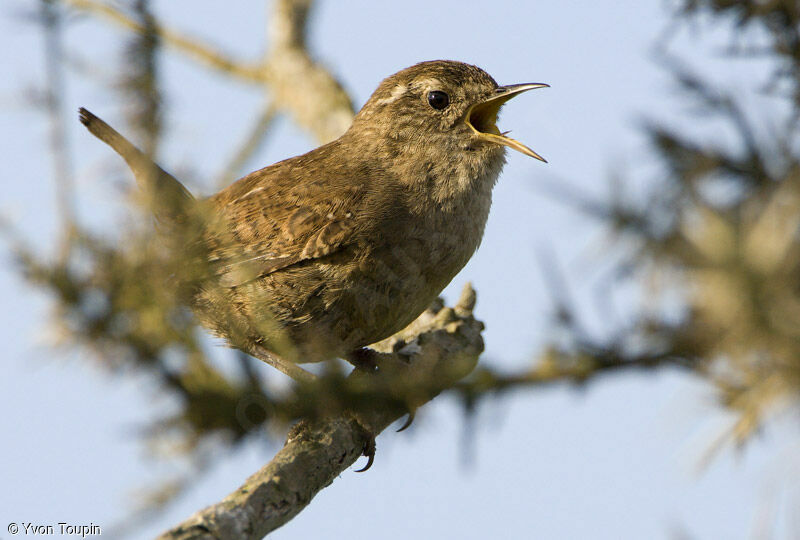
79, 60, 548, 383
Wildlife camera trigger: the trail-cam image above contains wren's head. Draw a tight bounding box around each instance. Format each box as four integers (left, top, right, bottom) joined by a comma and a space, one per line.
349, 60, 547, 189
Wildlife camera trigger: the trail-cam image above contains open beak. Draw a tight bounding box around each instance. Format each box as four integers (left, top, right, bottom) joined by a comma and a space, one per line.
465, 82, 549, 162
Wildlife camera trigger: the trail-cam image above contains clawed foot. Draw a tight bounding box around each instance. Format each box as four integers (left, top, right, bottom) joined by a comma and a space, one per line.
345, 347, 417, 471
354, 434, 376, 472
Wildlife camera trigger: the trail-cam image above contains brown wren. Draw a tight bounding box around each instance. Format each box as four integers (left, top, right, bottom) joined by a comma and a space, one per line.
79, 60, 547, 380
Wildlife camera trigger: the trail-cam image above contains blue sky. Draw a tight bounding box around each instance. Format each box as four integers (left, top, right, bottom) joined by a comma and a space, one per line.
1, 1, 796, 539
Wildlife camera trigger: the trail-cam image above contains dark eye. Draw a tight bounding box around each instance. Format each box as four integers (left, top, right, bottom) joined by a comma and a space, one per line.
427, 90, 450, 110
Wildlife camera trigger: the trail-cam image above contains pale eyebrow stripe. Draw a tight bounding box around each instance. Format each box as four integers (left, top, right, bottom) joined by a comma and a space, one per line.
375, 83, 408, 105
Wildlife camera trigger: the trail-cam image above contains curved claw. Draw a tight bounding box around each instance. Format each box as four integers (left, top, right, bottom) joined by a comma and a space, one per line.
354, 453, 374, 473
354, 436, 376, 473
396, 411, 415, 432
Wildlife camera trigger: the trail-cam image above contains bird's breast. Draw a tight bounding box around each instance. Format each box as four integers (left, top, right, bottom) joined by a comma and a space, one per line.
334, 158, 499, 343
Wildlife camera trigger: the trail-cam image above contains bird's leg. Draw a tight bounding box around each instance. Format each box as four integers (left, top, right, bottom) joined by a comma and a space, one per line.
342, 349, 382, 472
346, 348, 416, 433
250, 345, 317, 384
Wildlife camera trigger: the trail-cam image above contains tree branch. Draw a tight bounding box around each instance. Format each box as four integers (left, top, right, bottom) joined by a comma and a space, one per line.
65, 0, 265, 81
158, 284, 484, 539
214, 100, 278, 189
265, 0, 354, 143
39, 0, 76, 258
66, 0, 354, 143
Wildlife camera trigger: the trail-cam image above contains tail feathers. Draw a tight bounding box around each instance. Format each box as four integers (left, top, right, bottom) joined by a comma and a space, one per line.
78, 107, 195, 227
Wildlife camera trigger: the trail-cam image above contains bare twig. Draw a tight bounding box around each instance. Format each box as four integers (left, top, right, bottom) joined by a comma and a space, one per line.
214, 100, 278, 189
461, 349, 696, 399
65, 0, 354, 143
39, 0, 75, 254
65, 0, 265, 81
121, 0, 162, 157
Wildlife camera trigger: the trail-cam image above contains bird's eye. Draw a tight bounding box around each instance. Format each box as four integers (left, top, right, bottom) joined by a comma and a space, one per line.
427, 90, 450, 110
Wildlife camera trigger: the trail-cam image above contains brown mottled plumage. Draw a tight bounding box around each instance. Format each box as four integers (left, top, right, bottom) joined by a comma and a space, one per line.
79, 60, 547, 372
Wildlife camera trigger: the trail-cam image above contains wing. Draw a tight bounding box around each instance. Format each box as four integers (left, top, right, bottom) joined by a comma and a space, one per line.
205, 151, 369, 288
